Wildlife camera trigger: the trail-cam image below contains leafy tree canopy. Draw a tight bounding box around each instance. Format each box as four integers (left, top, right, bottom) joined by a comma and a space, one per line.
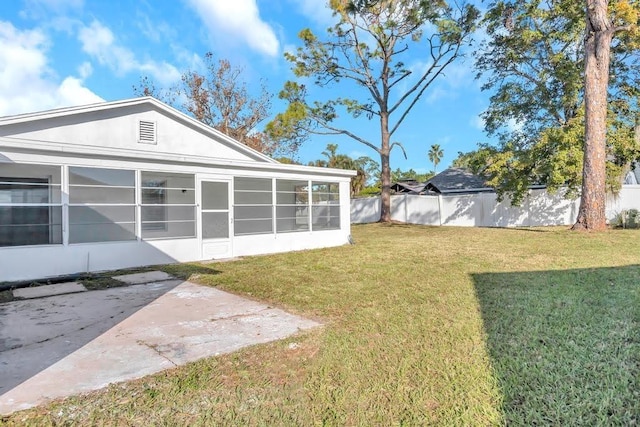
471, 0, 640, 206
391, 167, 434, 183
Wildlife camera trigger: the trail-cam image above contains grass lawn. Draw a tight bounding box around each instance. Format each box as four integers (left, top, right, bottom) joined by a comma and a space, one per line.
4, 224, 639, 426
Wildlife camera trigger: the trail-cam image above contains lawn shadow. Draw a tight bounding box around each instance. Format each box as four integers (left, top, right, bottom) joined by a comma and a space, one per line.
472, 265, 640, 425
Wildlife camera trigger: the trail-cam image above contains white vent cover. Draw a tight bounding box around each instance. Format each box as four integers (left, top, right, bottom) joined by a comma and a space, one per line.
138, 120, 157, 144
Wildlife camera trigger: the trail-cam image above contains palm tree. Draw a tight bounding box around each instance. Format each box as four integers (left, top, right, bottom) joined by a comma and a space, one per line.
428, 144, 444, 174
311, 144, 379, 196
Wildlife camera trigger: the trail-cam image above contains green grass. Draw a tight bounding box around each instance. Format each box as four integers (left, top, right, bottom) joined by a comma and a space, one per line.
3, 224, 639, 426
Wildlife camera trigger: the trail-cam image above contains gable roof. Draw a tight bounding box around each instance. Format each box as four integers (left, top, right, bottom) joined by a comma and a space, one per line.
0, 97, 357, 179
390, 168, 492, 195
0, 96, 278, 164
425, 168, 491, 194
391, 180, 427, 194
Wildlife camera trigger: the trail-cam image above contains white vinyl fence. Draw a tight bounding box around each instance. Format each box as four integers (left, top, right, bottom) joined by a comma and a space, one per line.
351, 186, 640, 227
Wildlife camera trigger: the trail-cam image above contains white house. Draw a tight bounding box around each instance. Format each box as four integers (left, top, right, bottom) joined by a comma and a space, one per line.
0, 97, 355, 282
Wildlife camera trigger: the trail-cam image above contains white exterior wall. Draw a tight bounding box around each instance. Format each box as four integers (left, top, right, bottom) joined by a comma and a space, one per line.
0, 104, 261, 163
352, 188, 639, 227
0, 240, 199, 282
0, 99, 354, 282
0, 151, 352, 281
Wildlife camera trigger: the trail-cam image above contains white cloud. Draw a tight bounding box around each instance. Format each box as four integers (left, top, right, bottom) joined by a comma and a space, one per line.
507, 118, 524, 133
294, 0, 334, 28
186, 0, 279, 57
470, 114, 485, 130
411, 56, 476, 105
424, 86, 452, 104
349, 150, 368, 159
57, 76, 103, 106
136, 12, 176, 44
440, 60, 474, 89
26, 0, 84, 11
170, 45, 203, 71
78, 20, 181, 85
20, 0, 84, 20
0, 21, 102, 116
77, 61, 92, 79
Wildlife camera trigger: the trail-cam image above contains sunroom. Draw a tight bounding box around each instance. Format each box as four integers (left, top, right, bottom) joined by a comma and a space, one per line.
0, 97, 354, 282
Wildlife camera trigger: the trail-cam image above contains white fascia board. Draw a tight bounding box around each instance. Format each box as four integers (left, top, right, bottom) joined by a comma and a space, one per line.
0, 136, 357, 179
0, 97, 278, 165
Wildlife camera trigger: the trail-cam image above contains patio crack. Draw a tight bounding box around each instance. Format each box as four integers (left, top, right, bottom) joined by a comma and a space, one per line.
210, 306, 274, 322
137, 340, 178, 367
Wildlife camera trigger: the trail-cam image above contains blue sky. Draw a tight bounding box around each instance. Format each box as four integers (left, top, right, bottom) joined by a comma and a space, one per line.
0, 0, 493, 173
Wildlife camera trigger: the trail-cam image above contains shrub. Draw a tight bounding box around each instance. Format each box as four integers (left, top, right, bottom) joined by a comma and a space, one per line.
611, 209, 640, 229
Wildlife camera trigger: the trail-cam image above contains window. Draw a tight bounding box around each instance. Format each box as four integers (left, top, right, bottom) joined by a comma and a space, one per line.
234, 177, 273, 235
0, 164, 62, 247
141, 172, 196, 239
68, 167, 136, 243
311, 182, 341, 230
276, 180, 309, 232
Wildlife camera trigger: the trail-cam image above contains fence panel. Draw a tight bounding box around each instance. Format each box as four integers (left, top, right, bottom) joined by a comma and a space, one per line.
351, 197, 380, 224
351, 187, 640, 227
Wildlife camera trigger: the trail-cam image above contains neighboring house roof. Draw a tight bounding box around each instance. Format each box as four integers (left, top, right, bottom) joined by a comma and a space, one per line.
390, 168, 492, 195
391, 167, 555, 196
425, 168, 493, 194
391, 180, 427, 194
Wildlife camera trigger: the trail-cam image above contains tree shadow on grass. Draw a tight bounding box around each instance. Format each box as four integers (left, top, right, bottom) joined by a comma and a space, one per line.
472, 266, 640, 426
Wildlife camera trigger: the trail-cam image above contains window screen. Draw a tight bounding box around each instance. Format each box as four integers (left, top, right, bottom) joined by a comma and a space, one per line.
233, 177, 273, 235
0, 164, 62, 247
311, 182, 341, 230
276, 179, 309, 233
68, 167, 136, 243
141, 171, 196, 239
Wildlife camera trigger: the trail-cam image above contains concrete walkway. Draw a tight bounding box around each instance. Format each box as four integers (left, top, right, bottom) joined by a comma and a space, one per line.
0, 274, 319, 415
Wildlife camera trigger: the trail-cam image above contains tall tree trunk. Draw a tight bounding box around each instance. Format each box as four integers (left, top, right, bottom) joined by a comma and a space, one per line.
379, 112, 392, 223
573, 0, 614, 231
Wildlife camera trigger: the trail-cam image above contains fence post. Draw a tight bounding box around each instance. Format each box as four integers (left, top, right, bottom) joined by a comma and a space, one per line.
438, 194, 443, 226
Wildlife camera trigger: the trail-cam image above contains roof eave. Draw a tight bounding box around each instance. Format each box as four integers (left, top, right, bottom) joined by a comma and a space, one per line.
0, 136, 357, 178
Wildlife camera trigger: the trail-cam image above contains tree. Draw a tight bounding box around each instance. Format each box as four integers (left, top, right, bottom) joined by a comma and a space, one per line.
428, 144, 444, 173
134, 52, 298, 157
309, 143, 380, 196
574, 1, 640, 230
267, 0, 479, 222
473, 0, 639, 209
391, 167, 433, 182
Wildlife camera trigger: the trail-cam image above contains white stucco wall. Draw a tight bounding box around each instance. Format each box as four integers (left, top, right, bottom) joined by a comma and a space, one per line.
0, 105, 260, 163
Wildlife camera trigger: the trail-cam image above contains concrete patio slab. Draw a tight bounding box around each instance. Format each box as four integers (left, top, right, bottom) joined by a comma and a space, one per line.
12, 282, 87, 299
0, 280, 319, 415
113, 270, 174, 284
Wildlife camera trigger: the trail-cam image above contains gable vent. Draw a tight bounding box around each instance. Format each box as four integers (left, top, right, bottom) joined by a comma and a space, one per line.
138, 120, 157, 144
